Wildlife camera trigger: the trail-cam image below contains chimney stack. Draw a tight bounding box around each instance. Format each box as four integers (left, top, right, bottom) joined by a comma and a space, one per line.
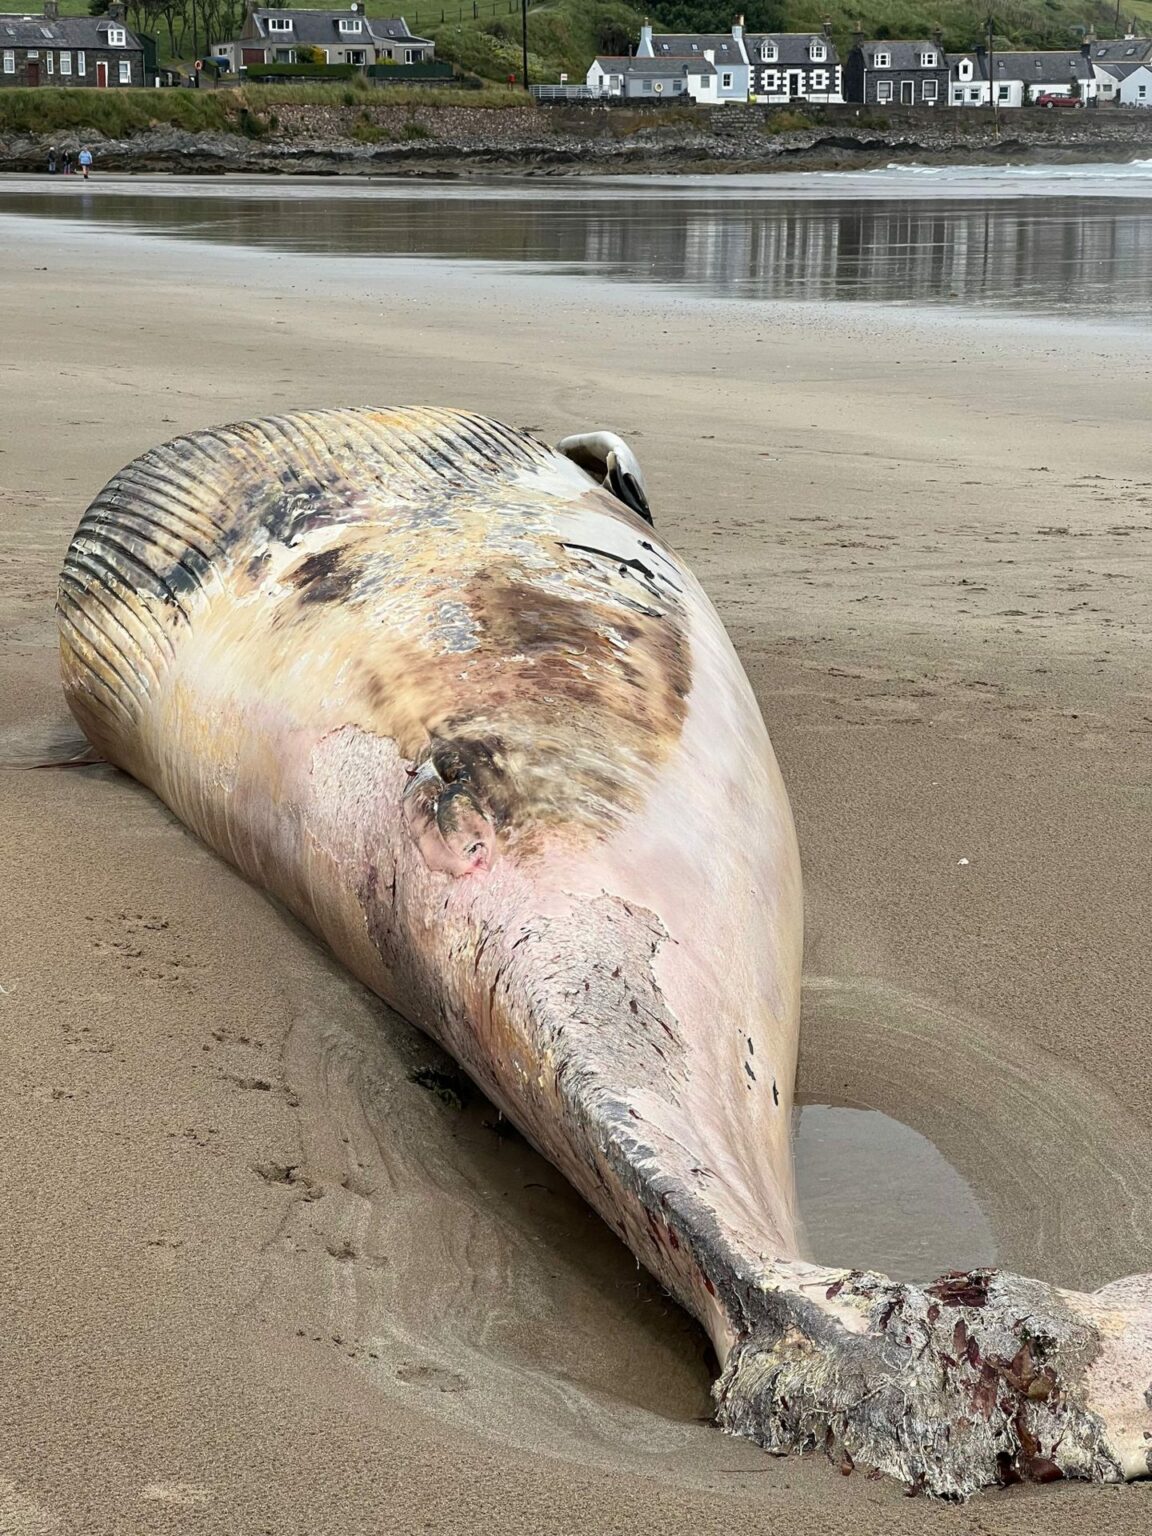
43, 0, 58, 17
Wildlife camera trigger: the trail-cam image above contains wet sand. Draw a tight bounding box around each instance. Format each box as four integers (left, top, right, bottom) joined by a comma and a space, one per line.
1, 204, 1151, 1533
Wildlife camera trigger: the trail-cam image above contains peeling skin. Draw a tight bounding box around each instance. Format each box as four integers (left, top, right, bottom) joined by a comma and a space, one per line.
58, 407, 1152, 1498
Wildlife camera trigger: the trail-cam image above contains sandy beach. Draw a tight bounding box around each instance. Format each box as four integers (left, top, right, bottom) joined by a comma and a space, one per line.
1, 184, 1150, 1534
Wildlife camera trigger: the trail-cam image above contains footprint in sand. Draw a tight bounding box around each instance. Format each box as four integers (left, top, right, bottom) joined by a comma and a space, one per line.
0, 1479, 64, 1534
138, 1482, 212, 1508
395, 1362, 468, 1394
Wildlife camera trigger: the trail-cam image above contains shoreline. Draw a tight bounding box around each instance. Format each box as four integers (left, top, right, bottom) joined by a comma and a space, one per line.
2, 98, 1152, 177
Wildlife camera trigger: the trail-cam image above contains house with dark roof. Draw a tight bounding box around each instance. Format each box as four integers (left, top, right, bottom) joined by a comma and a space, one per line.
948, 46, 1096, 107
843, 36, 949, 106
745, 30, 842, 103
586, 53, 718, 101
0, 0, 145, 88
213, 3, 433, 72
635, 18, 750, 102
1088, 36, 1152, 102
1116, 61, 1152, 103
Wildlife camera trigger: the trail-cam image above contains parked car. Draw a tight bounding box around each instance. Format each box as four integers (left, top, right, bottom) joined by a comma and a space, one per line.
1034, 92, 1083, 108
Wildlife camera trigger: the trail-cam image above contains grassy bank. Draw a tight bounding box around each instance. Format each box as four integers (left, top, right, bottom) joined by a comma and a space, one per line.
0, 82, 529, 138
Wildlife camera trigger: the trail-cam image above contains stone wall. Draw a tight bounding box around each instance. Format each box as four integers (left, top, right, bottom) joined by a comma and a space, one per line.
1, 99, 1150, 174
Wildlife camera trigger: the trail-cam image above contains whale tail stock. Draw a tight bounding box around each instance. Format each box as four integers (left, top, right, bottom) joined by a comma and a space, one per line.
711, 1258, 1152, 1496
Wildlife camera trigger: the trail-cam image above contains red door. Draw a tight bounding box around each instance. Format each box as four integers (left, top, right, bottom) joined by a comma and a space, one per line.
96, 60, 108, 87
26, 60, 39, 86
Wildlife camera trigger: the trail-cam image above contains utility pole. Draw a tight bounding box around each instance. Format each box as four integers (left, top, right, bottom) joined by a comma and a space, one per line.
987, 12, 999, 133
521, 0, 529, 89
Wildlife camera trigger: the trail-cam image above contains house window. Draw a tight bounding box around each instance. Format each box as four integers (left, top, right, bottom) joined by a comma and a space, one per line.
2, 51, 12, 74
275, 48, 296, 61
959, 58, 972, 78
812, 70, 828, 87
77, 50, 85, 72
338, 18, 362, 32
641, 79, 652, 91
404, 48, 412, 62
60, 49, 71, 74
952, 86, 963, 102
107, 26, 125, 45
997, 83, 1010, 102
759, 42, 776, 62
876, 79, 893, 100
920, 52, 936, 67
46, 50, 53, 73
118, 58, 131, 82
874, 51, 891, 68
1140, 83, 1148, 98
672, 78, 683, 91
762, 68, 778, 90
922, 78, 937, 102
810, 42, 826, 61
967, 87, 981, 102
721, 70, 732, 88
268, 16, 292, 31
348, 49, 365, 64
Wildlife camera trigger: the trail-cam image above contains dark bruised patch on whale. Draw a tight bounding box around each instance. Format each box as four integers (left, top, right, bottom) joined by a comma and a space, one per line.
429, 735, 515, 830
291, 546, 364, 605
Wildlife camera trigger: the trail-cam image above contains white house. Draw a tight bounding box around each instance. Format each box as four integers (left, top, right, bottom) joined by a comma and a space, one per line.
949, 49, 1097, 107
586, 54, 717, 102
1118, 62, 1152, 104
635, 18, 750, 102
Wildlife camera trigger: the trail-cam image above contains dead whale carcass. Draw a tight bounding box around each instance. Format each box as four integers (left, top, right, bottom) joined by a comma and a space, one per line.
57, 408, 1152, 1497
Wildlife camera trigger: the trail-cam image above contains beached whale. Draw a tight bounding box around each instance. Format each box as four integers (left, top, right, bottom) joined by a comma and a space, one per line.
57, 408, 1152, 1497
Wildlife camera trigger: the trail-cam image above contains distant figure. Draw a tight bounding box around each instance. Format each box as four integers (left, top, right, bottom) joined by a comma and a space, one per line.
78, 146, 93, 180
62, 149, 74, 176
47, 146, 57, 175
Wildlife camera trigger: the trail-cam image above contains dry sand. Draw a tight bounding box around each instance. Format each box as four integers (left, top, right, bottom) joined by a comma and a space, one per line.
1, 184, 1150, 1535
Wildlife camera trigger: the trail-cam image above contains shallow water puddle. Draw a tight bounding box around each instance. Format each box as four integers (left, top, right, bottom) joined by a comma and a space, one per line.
794, 1103, 996, 1284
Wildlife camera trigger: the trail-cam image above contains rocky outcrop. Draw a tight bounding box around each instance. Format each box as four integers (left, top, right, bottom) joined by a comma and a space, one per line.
2, 102, 1151, 176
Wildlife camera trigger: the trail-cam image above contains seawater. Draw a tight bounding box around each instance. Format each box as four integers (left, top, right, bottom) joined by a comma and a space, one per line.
1, 161, 1151, 317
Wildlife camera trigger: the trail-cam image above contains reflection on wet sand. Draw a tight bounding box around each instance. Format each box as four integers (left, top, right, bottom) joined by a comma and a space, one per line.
2, 178, 1152, 316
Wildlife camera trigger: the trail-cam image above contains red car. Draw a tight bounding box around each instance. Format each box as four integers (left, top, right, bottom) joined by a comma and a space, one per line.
1034, 91, 1083, 107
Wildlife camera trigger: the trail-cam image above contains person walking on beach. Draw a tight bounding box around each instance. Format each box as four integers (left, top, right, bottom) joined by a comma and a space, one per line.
62, 148, 74, 176
47, 146, 57, 175
78, 146, 93, 180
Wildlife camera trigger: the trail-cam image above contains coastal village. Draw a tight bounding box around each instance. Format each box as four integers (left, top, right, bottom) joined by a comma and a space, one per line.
0, 3, 1150, 112
584, 19, 1152, 109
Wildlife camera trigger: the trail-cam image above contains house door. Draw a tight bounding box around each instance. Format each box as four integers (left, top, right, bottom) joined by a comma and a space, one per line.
900, 79, 914, 104
786, 69, 802, 98
96, 60, 108, 87
26, 60, 39, 86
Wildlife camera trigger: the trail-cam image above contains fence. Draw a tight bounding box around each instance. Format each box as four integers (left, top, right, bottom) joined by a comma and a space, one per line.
529, 84, 594, 101
405, 0, 523, 27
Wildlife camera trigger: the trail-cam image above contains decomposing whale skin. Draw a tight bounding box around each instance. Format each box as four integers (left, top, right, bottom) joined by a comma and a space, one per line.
58, 408, 1152, 1498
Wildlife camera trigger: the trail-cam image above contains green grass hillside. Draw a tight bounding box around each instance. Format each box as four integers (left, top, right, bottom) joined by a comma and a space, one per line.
388, 0, 1149, 81
40, 0, 1152, 83
400, 0, 645, 84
